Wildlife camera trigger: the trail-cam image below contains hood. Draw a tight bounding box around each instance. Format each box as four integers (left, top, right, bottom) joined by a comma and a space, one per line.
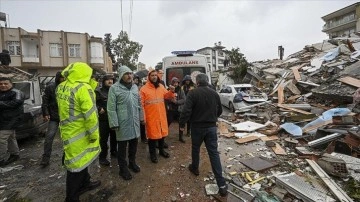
62, 62, 92, 84
171, 77, 179, 85
182, 75, 193, 85
55, 71, 64, 85
117, 65, 132, 81
102, 74, 114, 86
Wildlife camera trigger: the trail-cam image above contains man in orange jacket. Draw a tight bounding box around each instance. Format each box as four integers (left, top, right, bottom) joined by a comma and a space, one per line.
140, 70, 175, 163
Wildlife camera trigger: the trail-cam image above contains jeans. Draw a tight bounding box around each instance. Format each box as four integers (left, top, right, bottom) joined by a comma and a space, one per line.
0, 130, 19, 161
99, 121, 117, 160
43, 121, 59, 158
191, 127, 226, 187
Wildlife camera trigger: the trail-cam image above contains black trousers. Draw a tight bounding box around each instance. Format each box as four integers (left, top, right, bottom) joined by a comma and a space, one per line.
99, 120, 117, 159
65, 167, 90, 202
148, 137, 166, 155
140, 123, 146, 141
117, 138, 138, 168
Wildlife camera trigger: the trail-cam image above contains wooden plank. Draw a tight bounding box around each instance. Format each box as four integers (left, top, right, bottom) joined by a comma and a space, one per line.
271, 143, 287, 155
278, 84, 284, 104
302, 119, 332, 133
337, 76, 360, 88
277, 104, 312, 115
235, 136, 259, 144
260, 136, 279, 141
291, 66, 301, 81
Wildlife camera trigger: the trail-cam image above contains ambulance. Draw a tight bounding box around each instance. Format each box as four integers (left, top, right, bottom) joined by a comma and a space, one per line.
162, 51, 210, 87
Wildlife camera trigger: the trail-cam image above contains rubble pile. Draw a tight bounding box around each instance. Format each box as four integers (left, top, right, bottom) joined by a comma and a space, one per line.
213, 36, 360, 201
0, 65, 32, 81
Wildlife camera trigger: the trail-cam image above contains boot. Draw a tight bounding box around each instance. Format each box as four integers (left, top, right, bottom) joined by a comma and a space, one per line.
128, 161, 140, 173
119, 167, 132, 180
179, 132, 185, 143
159, 150, 170, 158
40, 155, 50, 167
158, 138, 170, 158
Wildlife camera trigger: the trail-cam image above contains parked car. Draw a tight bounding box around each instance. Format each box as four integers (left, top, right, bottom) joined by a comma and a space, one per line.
218, 84, 268, 112
13, 80, 48, 140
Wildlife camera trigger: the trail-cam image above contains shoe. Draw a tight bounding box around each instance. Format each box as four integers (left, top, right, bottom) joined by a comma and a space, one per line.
128, 162, 140, 173
150, 154, 158, 163
40, 156, 50, 167
99, 159, 110, 166
188, 164, 199, 176
159, 150, 170, 158
219, 185, 228, 197
119, 168, 132, 180
5, 155, 19, 165
110, 151, 117, 158
141, 139, 148, 144
78, 180, 101, 196
179, 135, 185, 143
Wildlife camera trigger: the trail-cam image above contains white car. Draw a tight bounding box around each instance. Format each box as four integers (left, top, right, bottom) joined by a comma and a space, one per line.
218, 84, 268, 112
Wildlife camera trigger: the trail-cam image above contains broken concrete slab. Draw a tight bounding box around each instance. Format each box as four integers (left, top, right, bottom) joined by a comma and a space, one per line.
239, 156, 278, 172
231, 121, 266, 132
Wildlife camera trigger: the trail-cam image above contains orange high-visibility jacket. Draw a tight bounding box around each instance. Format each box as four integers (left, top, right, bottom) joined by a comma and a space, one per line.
140, 82, 175, 139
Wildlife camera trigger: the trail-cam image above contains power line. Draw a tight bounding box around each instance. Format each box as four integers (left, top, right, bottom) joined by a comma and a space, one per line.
120, 0, 123, 32
129, 0, 133, 37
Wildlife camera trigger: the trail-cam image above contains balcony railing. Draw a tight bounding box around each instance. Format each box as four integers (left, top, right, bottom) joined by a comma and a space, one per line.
323, 14, 357, 31
22, 55, 39, 63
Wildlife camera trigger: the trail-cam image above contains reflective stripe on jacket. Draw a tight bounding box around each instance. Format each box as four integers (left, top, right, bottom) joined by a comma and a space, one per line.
56, 62, 100, 172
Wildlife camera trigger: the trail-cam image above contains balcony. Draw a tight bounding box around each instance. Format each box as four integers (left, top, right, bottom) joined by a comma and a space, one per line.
323, 14, 357, 32
22, 55, 39, 63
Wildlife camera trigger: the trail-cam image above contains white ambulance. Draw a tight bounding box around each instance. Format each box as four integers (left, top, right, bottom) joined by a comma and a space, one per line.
162, 51, 210, 87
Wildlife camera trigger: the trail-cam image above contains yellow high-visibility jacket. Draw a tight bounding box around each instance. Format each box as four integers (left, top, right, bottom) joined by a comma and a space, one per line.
56, 62, 100, 172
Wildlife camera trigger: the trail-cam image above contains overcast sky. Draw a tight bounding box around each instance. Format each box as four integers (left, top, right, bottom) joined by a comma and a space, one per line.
1, 0, 358, 67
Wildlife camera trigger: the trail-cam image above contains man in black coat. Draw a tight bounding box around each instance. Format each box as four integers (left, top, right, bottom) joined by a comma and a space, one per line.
0, 77, 24, 166
95, 75, 117, 166
40, 72, 64, 167
179, 73, 228, 197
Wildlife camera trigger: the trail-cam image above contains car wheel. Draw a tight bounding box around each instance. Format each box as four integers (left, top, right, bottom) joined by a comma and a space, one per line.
229, 102, 235, 113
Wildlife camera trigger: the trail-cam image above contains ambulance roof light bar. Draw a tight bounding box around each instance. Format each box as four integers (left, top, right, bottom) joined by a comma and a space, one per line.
171, 51, 196, 56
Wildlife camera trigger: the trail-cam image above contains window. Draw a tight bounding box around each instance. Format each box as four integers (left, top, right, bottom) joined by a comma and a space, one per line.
68, 44, 80, 57
7, 41, 21, 55
50, 43, 63, 57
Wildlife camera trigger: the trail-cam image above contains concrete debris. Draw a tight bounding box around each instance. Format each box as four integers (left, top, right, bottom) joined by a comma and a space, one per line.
275, 172, 336, 202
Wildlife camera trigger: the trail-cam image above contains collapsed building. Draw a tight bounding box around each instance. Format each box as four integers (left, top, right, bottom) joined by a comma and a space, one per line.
215, 35, 360, 201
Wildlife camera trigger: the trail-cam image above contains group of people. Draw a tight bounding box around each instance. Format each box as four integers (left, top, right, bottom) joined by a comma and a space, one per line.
1, 61, 228, 202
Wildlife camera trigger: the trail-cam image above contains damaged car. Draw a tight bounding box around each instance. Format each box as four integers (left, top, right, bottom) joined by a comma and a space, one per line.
218, 84, 268, 112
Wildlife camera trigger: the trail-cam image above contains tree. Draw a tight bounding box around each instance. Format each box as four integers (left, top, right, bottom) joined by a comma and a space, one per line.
224, 48, 248, 83
104, 33, 116, 64
155, 62, 163, 70
112, 31, 143, 71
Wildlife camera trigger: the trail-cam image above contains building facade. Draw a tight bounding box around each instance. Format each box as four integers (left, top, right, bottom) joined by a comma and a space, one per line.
0, 27, 112, 76
322, 2, 360, 39
196, 42, 226, 72
137, 62, 146, 71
